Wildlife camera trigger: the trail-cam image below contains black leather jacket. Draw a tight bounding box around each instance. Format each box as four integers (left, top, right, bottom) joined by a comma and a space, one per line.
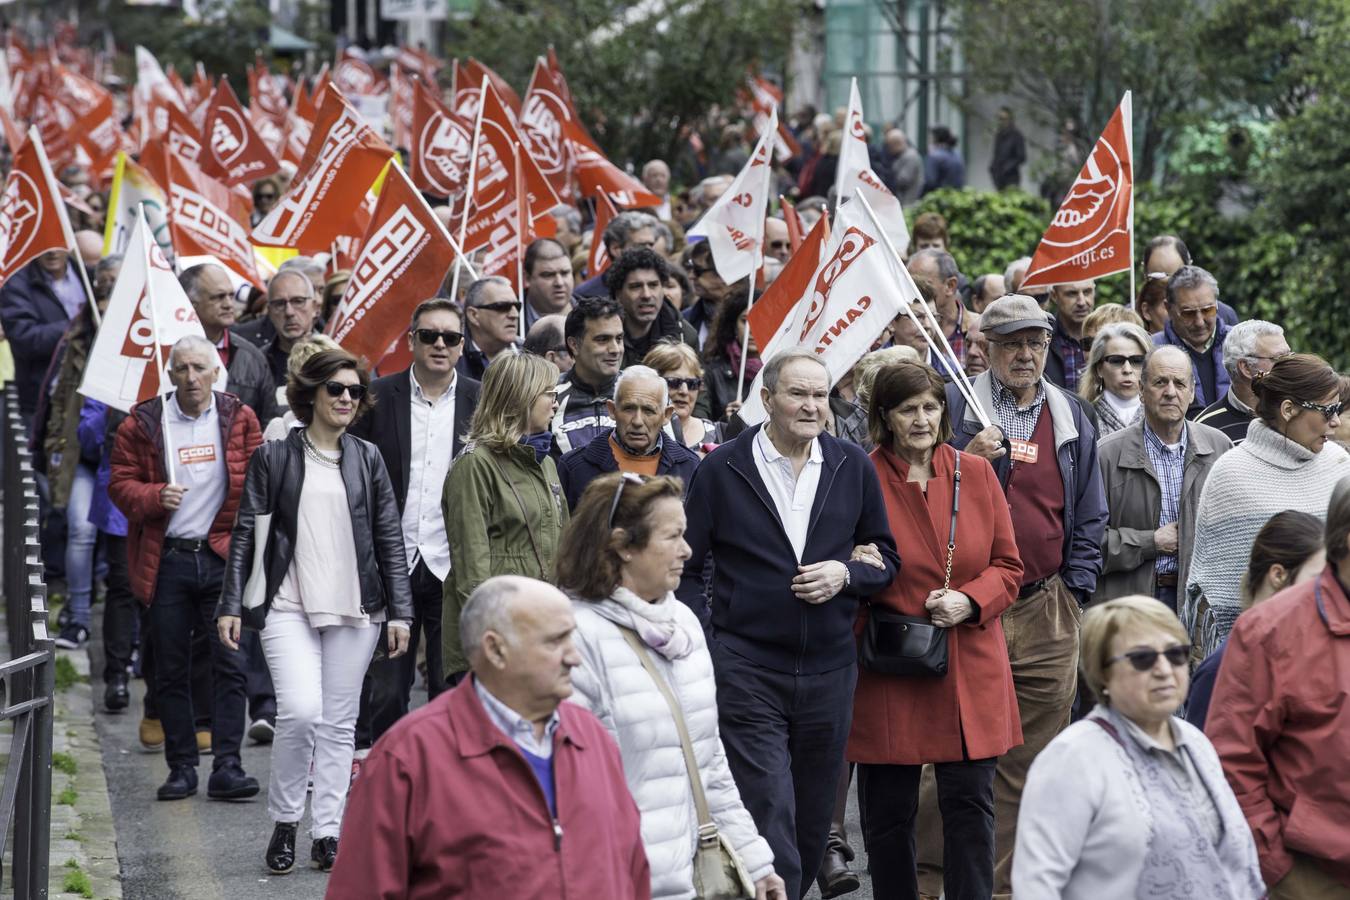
217, 428, 414, 629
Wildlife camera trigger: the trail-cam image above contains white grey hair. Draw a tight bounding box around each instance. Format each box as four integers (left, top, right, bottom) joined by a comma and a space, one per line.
168, 334, 223, 370
763, 348, 828, 393
1222, 319, 1285, 380
1143, 344, 1194, 384
615, 364, 669, 407
277, 255, 325, 281
267, 268, 315, 299
1003, 256, 1031, 291
459, 576, 524, 665
1165, 265, 1220, 306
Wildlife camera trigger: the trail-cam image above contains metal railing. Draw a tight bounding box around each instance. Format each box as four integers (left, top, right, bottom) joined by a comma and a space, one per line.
0, 384, 53, 898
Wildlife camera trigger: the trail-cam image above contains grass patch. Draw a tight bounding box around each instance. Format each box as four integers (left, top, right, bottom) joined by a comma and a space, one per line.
57, 786, 78, 806
54, 656, 86, 692
64, 830, 83, 842
61, 860, 93, 898
52, 751, 77, 776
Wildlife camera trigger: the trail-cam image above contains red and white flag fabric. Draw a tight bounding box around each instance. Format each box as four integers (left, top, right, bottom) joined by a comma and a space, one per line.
453, 58, 520, 122
333, 49, 386, 98
521, 58, 575, 204
199, 79, 281, 187
0, 128, 76, 287
409, 77, 473, 199
481, 142, 557, 292
835, 77, 909, 254
248, 55, 289, 125
1020, 92, 1134, 291
738, 199, 919, 425
746, 211, 830, 353
745, 75, 801, 163
79, 209, 207, 413
388, 65, 415, 150
686, 108, 777, 285
31, 88, 77, 167
251, 89, 396, 251
145, 90, 205, 162
781, 196, 804, 253
325, 164, 460, 364
566, 119, 660, 208
395, 46, 442, 82
588, 190, 618, 277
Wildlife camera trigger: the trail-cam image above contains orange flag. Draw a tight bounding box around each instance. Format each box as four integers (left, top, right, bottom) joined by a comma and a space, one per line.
389, 65, 414, 150
333, 49, 386, 97
746, 211, 830, 353
454, 58, 520, 121
521, 58, 575, 204
0, 106, 21, 156
248, 54, 289, 125
251, 89, 395, 251
0, 128, 76, 287
780, 196, 803, 253
32, 89, 76, 166
325, 164, 462, 364
146, 90, 205, 163
1020, 92, 1134, 291
200, 79, 281, 186
410, 77, 473, 199
482, 142, 557, 292
588, 190, 618, 277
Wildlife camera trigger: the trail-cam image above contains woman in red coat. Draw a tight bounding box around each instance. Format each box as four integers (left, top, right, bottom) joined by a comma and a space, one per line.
849, 361, 1023, 900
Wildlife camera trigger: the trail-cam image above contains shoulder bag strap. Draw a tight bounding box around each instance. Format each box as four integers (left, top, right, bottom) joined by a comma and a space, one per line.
943, 450, 961, 590
487, 452, 549, 575
617, 627, 715, 832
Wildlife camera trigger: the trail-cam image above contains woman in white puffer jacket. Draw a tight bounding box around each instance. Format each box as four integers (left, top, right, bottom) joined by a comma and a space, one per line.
557, 472, 786, 900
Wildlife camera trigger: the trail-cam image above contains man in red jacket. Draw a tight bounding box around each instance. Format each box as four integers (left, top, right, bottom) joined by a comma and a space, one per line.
109, 335, 263, 803
329, 576, 651, 899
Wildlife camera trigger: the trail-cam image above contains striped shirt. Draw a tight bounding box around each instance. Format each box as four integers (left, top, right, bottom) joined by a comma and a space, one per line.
1143, 422, 1187, 575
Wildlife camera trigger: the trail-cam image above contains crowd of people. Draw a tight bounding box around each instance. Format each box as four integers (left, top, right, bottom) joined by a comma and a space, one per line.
3, 67, 1349, 900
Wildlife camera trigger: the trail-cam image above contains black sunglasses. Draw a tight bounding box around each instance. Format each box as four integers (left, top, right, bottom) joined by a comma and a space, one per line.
323, 381, 368, 401
1107, 644, 1189, 672
475, 301, 521, 315
1297, 399, 1344, 420
664, 376, 703, 391
413, 328, 464, 347
1102, 354, 1145, 368
607, 472, 646, 530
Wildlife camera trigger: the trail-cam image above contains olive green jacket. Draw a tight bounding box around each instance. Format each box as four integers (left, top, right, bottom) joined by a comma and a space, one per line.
441, 442, 569, 676
43, 326, 92, 509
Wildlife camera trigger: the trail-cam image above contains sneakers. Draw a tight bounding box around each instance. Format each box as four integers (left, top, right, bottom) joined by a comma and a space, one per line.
139, 718, 165, 752
104, 674, 130, 713
53, 623, 90, 650
196, 730, 212, 754
265, 822, 298, 875
248, 716, 276, 744
310, 836, 338, 872
207, 763, 260, 800
156, 766, 198, 801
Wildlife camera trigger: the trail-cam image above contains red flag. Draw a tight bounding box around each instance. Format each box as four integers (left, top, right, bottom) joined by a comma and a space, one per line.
389, 65, 414, 150
453, 58, 519, 122
746, 212, 830, 353
1020, 93, 1134, 291
191, 63, 212, 107
334, 49, 386, 97
780, 196, 803, 253
248, 103, 288, 159
55, 66, 123, 175
0, 129, 76, 287
566, 122, 660, 208
0, 106, 21, 156
545, 48, 574, 105
395, 46, 442, 82
200, 79, 281, 186
481, 142, 557, 292
325, 165, 459, 364
150, 142, 263, 288
249, 54, 289, 124
32, 89, 76, 166
167, 66, 190, 107
409, 77, 473, 199
588, 190, 618, 277
146, 91, 205, 162
283, 83, 315, 167
521, 58, 575, 203
251, 89, 395, 251
745, 75, 801, 162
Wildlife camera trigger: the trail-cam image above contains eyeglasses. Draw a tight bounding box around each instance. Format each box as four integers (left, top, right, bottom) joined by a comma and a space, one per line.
256, 192, 277, 201
413, 328, 464, 347
1245, 352, 1293, 363
664, 376, 703, 391
1297, 399, 1344, 419
607, 472, 646, 530
1103, 354, 1145, 368
1174, 305, 1218, 322
1107, 644, 1189, 671
474, 301, 521, 315
323, 381, 368, 401
266, 297, 311, 312
989, 338, 1050, 353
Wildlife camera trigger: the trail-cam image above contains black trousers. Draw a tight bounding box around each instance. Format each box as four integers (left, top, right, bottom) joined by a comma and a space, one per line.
858, 757, 997, 900
356, 560, 444, 749
711, 640, 856, 900
148, 548, 248, 770
101, 535, 140, 683
140, 606, 213, 725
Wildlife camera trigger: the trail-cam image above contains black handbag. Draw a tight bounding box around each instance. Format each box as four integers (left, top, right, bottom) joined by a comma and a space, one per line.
860, 451, 961, 677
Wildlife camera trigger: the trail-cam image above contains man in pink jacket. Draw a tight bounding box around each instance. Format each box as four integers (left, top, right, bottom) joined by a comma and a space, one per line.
327, 576, 651, 899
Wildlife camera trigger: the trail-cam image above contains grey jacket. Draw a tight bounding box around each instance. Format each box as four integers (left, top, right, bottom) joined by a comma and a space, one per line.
1094, 419, 1231, 603
225, 335, 278, 424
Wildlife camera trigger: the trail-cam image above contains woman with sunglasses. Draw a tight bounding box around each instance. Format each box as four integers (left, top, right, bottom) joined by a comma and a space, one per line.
1014, 596, 1264, 899
1077, 321, 1152, 438
217, 348, 413, 875
440, 352, 567, 683
642, 342, 721, 454
1185, 353, 1350, 657
557, 472, 786, 900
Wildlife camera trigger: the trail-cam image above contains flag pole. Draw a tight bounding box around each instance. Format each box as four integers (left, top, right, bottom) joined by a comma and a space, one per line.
448, 75, 487, 303
513, 141, 525, 340
1124, 90, 1136, 314
138, 205, 177, 486
30, 125, 102, 327
854, 189, 992, 429
734, 277, 754, 405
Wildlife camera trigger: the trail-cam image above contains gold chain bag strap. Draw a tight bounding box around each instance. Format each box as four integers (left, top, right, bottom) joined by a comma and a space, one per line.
617, 628, 755, 899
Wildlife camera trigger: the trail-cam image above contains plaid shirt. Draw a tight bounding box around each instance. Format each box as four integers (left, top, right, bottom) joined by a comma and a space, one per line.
991, 375, 1047, 443
1143, 422, 1187, 575
1053, 318, 1087, 392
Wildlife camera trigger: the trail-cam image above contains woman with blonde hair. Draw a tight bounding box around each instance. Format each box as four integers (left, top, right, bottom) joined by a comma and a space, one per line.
1080, 303, 1145, 348
261, 334, 343, 441
1014, 596, 1263, 899
1077, 321, 1151, 438
440, 352, 567, 682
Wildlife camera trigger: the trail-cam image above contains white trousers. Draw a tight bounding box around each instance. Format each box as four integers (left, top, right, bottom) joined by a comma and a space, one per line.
260, 610, 379, 839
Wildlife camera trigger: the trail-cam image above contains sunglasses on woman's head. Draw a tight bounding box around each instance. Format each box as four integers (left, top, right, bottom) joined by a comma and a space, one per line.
323, 381, 368, 401
1107, 644, 1189, 671
607, 472, 646, 530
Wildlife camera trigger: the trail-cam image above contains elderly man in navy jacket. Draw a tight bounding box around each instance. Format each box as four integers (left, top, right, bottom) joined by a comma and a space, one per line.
677, 349, 900, 900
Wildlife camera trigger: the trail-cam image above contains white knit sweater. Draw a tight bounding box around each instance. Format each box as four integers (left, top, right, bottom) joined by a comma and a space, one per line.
1184, 419, 1349, 654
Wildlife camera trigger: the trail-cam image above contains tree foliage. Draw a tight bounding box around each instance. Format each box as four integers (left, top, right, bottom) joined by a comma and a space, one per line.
443, 0, 802, 170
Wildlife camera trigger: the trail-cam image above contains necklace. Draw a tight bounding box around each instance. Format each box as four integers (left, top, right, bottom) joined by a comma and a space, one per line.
301, 429, 341, 469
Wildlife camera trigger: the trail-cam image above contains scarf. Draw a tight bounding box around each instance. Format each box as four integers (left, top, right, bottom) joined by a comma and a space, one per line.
519, 431, 553, 462
589, 586, 697, 661
726, 339, 763, 384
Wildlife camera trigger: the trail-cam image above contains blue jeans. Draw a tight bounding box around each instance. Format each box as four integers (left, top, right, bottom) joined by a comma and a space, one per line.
149, 547, 248, 771
63, 464, 98, 628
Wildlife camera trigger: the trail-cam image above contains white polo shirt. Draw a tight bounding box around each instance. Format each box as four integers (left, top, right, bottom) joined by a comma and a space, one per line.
752, 426, 823, 562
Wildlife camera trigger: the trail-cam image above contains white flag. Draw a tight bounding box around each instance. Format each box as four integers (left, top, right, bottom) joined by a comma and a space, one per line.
835, 78, 910, 254
686, 109, 777, 285
80, 211, 207, 413
737, 199, 920, 425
